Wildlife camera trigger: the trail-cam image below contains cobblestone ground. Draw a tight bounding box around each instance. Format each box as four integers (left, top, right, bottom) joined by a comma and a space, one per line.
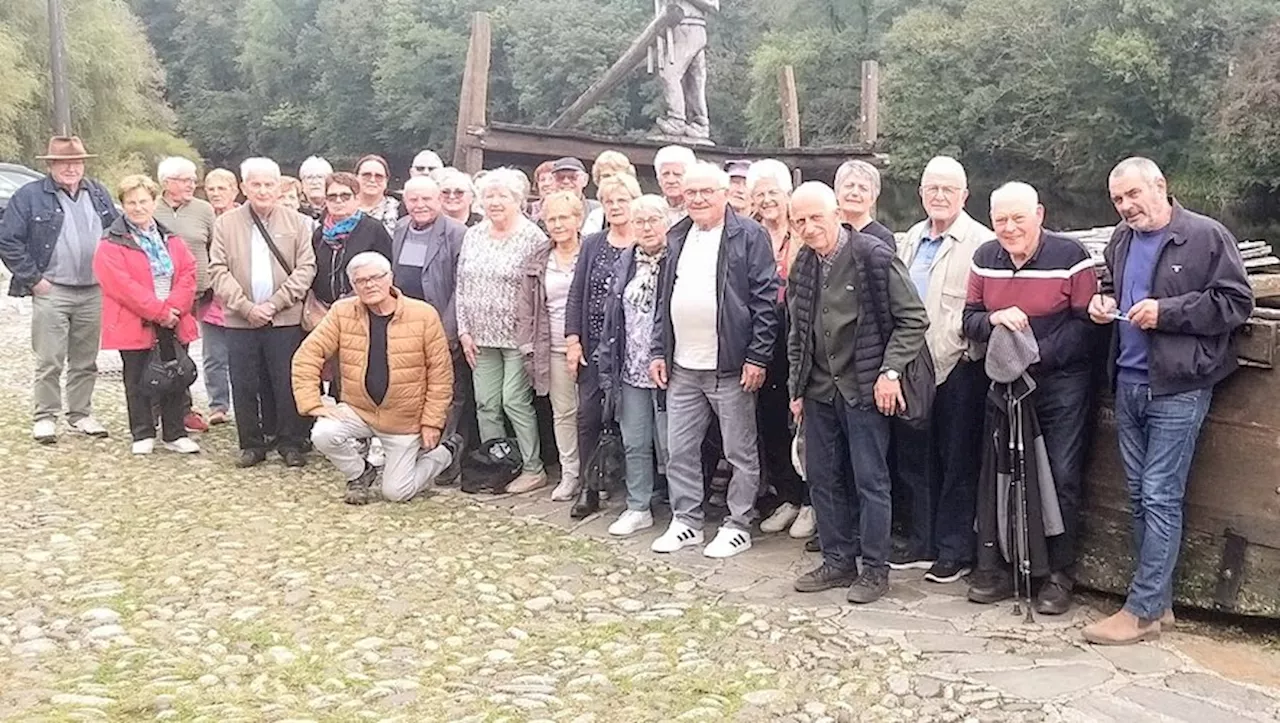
0, 299, 1278, 723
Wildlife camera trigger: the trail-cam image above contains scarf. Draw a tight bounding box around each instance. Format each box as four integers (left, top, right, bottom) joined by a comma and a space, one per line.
322, 210, 363, 249
127, 219, 174, 278
624, 245, 666, 312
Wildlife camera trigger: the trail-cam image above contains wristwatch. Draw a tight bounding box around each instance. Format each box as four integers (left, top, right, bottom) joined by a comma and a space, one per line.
881, 369, 901, 382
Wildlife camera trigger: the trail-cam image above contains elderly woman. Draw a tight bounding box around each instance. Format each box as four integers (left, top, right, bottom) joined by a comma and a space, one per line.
517, 191, 585, 501
311, 171, 393, 310
598, 194, 672, 536
298, 156, 333, 219
197, 167, 240, 424
279, 176, 304, 212
747, 159, 813, 541
438, 168, 482, 227
457, 168, 549, 493
836, 159, 895, 249
526, 160, 557, 219
354, 154, 401, 235
583, 150, 637, 234
93, 175, 201, 455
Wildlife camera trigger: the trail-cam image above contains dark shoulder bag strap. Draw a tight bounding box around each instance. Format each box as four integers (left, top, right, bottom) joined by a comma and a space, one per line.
248, 208, 292, 275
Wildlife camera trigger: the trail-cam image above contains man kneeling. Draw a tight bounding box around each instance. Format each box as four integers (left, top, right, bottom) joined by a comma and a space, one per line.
293, 252, 461, 504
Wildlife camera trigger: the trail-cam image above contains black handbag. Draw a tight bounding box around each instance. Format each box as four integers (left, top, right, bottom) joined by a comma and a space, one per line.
141, 327, 198, 397
460, 438, 524, 494
572, 423, 626, 518
866, 260, 937, 429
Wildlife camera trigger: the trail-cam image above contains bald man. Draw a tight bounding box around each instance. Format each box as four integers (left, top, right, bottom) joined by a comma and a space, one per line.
786, 181, 929, 604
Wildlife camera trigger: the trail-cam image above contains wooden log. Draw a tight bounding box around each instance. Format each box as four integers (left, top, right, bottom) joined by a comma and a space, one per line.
778, 64, 801, 148
551, 3, 685, 129
452, 12, 492, 175
859, 60, 880, 146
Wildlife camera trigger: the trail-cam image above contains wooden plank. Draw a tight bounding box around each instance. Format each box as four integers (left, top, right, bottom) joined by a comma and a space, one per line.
551, 3, 686, 129
778, 65, 801, 148
452, 12, 492, 175
859, 60, 879, 146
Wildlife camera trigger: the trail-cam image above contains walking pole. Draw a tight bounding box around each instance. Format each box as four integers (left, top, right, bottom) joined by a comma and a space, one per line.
1014, 402, 1034, 623
1007, 393, 1023, 618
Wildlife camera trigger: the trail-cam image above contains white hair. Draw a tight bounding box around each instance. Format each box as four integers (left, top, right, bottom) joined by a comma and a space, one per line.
921, 156, 967, 188
240, 157, 281, 181
791, 181, 838, 211
834, 160, 881, 197
298, 156, 333, 178
156, 156, 198, 182
684, 161, 729, 190
630, 194, 672, 221
654, 145, 697, 171
989, 181, 1040, 210
403, 176, 440, 195
475, 167, 529, 202
412, 150, 443, 170
746, 159, 792, 195
346, 251, 392, 280
1110, 157, 1164, 185
436, 168, 474, 194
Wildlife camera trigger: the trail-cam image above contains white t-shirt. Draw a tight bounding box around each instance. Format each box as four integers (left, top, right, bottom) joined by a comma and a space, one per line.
249, 225, 275, 304
670, 223, 722, 370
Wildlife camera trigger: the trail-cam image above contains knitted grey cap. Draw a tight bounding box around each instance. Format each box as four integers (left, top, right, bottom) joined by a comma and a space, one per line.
985, 325, 1041, 383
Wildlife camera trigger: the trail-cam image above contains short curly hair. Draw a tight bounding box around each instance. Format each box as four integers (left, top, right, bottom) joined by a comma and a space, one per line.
116, 174, 161, 203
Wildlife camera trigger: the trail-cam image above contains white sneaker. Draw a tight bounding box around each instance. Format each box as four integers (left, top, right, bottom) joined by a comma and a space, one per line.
703, 526, 752, 559
609, 509, 654, 537
789, 505, 817, 539
366, 437, 386, 467
163, 437, 201, 454
33, 419, 57, 444
131, 439, 155, 455
760, 502, 800, 533
70, 416, 109, 438
550, 476, 581, 501
651, 521, 704, 553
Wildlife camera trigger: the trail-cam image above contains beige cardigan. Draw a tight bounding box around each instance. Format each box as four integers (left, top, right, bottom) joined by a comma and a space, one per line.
209, 204, 316, 329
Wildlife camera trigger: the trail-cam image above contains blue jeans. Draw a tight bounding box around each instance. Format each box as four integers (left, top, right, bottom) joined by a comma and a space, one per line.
1115, 382, 1213, 620
805, 393, 892, 571
199, 320, 232, 413
617, 383, 669, 511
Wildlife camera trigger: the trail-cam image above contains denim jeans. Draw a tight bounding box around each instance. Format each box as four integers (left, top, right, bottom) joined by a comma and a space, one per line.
617, 383, 669, 511
1115, 382, 1213, 620
199, 320, 232, 413
804, 393, 892, 571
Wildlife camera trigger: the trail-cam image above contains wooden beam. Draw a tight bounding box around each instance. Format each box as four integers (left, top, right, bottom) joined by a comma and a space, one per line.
551, 3, 685, 129
453, 12, 492, 175
859, 59, 879, 146
778, 65, 801, 148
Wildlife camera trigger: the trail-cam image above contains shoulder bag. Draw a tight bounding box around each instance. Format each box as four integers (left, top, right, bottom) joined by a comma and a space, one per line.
865, 254, 936, 429
250, 208, 328, 331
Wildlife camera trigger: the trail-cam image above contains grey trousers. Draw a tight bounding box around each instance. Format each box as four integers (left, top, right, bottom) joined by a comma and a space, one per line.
311, 405, 453, 502
665, 365, 760, 531
31, 283, 101, 423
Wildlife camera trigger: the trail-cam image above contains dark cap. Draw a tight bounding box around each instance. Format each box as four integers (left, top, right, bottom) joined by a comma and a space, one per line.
551, 157, 586, 174
724, 159, 751, 178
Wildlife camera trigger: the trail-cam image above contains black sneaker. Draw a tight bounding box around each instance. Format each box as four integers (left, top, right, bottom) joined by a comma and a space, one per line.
924, 560, 973, 584
846, 565, 890, 604
236, 448, 268, 468
804, 535, 821, 553
888, 547, 935, 571
436, 433, 466, 486
967, 568, 1014, 604
344, 464, 377, 505
1034, 572, 1073, 615
794, 563, 859, 593
281, 449, 307, 468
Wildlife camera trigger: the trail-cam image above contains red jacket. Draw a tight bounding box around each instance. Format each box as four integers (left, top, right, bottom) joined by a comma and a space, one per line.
94, 216, 199, 351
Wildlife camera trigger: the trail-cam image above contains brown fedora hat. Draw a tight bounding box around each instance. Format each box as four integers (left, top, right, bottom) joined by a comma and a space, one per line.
36, 136, 96, 161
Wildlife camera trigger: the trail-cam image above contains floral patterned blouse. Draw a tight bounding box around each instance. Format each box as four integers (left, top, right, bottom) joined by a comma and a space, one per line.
457, 218, 549, 349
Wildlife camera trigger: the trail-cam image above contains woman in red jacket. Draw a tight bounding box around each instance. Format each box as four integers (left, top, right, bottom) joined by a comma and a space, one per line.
93, 174, 200, 455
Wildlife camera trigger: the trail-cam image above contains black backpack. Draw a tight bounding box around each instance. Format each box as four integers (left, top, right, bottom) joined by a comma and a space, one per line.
460, 438, 523, 494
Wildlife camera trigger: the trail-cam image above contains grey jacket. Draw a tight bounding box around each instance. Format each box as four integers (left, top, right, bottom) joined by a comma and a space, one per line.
391, 215, 466, 341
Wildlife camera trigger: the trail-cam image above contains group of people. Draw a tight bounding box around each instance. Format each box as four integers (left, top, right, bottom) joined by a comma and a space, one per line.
0, 134, 1253, 647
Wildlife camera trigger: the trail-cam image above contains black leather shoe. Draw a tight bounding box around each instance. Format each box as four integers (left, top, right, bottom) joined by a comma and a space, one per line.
804, 535, 821, 553
436, 434, 466, 486
967, 568, 1014, 604
794, 563, 858, 593
570, 487, 600, 519
1034, 572, 1074, 615
281, 449, 307, 468
344, 464, 377, 505
236, 449, 268, 468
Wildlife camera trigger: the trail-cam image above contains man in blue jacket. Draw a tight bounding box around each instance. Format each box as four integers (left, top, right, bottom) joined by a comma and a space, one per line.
1084, 157, 1252, 645
0, 136, 119, 443
648, 162, 780, 559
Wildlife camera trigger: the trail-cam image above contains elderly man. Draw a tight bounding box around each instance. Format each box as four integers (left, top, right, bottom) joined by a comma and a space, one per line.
437, 168, 481, 227
648, 162, 779, 559
724, 160, 751, 215
891, 156, 996, 583
1082, 159, 1252, 644
0, 136, 118, 442
787, 182, 929, 603
962, 182, 1097, 615
550, 157, 603, 229
209, 157, 317, 468
154, 156, 218, 432
294, 252, 462, 504
410, 150, 444, 178
835, 160, 895, 249
298, 156, 333, 219
654, 145, 697, 222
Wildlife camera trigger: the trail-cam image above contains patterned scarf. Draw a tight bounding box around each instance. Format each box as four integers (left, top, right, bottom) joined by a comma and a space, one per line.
127, 219, 174, 278
322, 210, 364, 249
624, 245, 666, 312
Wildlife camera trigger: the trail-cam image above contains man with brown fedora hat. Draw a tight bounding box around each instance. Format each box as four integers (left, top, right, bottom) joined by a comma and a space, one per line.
0, 135, 119, 443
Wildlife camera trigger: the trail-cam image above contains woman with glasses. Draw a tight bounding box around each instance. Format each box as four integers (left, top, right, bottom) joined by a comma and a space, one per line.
354, 154, 401, 235
298, 156, 334, 219
836, 159, 895, 250
437, 168, 482, 227
311, 172, 394, 311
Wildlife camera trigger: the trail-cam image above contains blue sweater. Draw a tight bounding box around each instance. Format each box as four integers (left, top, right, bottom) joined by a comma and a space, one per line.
1116, 228, 1165, 384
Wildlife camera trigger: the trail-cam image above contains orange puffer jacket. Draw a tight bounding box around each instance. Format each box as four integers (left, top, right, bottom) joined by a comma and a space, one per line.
292, 289, 453, 434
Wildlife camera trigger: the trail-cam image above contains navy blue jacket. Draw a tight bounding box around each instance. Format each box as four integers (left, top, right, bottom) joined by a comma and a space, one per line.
598, 249, 670, 397
565, 230, 619, 358
0, 176, 118, 296
651, 207, 781, 375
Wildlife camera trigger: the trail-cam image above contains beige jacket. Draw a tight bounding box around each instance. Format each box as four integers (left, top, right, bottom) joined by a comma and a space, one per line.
897, 210, 995, 385
209, 204, 316, 328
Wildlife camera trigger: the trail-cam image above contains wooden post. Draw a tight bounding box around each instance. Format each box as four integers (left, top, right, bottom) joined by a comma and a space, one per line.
859, 59, 879, 146
453, 12, 492, 175
778, 64, 800, 148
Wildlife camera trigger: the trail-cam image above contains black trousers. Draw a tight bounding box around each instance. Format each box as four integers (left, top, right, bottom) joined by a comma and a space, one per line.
757, 302, 805, 507
121, 348, 187, 443
1033, 367, 1092, 574
227, 325, 308, 453
577, 356, 606, 465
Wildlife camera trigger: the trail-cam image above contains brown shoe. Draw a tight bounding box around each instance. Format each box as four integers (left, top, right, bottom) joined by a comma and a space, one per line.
1160, 608, 1176, 630
1082, 609, 1161, 646
506, 471, 548, 494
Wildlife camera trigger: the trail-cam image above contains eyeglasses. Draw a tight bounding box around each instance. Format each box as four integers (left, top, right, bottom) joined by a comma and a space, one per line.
325, 191, 354, 202
413, 165, 439, 173
684, 187, 722, 199
634, 217, 666, 228
359, 172, 387, 181
169, 177, 197, 185
440, 189, 467, 197
352, 271, 390, 287
922, 184, 963, 198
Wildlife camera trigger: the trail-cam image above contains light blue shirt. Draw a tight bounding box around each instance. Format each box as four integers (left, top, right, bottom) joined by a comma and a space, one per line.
909, 236, 944, 300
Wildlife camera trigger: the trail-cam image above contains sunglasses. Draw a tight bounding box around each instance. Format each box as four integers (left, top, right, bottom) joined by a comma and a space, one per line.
326, 191, 354, 202
359, 172, 387, 181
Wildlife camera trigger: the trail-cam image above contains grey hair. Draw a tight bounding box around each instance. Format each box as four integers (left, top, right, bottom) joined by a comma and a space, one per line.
436, 167, 474, 195
630, 194, 672, 221
791, 181, 838, 211
157, 156, 198, 183
746, 159, 792, 195
345, 251, 392, 280
412, 150, 443, 169
1109, 157, 1164, 185
402, 176, 440, 195
685, 161, 730, 190
834, 160, 881, 197
989, 181, 1039, 210
476, 167, 529, 202
654, 145, 697, 171
921, 156, 967, 188
298, 156, 333, 178
240, 157, 281, 181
